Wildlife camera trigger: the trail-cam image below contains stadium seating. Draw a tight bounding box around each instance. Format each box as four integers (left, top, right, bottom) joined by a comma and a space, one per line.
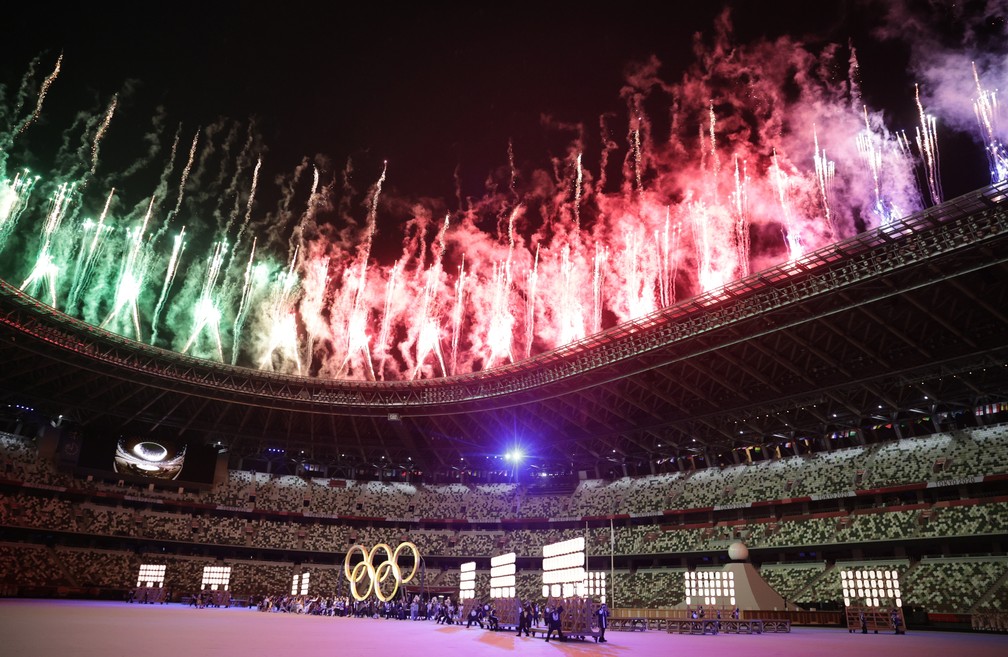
2, 424, 1008, 619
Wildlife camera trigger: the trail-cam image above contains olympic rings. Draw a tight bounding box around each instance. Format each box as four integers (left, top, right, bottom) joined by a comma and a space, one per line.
343, 541, 420, 602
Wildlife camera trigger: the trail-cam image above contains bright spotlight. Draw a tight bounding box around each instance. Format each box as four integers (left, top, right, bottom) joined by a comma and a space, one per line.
504, 448, 524, 462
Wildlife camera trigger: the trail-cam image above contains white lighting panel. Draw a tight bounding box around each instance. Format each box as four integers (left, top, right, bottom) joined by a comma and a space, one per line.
291, 572, 310, 595
543, 567, 586, 585
490, 552, 517, 599
542, 537, 587, 597
491, 552, 516, 568
840, 568, 902, 608
136, 564, 166, 588
542, 536, 585, 558
201, 565, 232, 592
459, 561, 476, 600
683, 570, 735, 607
584, 570, 607, 604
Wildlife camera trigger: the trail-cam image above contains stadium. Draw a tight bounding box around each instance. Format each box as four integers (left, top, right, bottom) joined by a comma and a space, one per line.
2, 3, 1008, 656
2, 179, 1008, 652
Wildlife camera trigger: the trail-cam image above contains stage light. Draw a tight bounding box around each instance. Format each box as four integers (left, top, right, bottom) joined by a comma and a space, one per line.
459, 561, 476, 600
839, 568, 902, 608
491, 552, 517, 599
583, 570, 607, 603
542, 537, 586, 599
504, 449, 524, 462
136, 564, 166, 588
201, 565, 232, 592
291, 571, 310, 595
684, 568, 735, 607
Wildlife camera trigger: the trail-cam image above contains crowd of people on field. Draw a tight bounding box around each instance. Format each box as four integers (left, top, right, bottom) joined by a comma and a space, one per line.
242, 591, 612, 643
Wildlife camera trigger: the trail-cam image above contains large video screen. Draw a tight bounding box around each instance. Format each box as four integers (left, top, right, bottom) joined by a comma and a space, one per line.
76, 431, 217, 485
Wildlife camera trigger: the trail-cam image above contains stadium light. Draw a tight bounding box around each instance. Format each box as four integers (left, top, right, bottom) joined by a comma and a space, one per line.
505, 449, 524, 462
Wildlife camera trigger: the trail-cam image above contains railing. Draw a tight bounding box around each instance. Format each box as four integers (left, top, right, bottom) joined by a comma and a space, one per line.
611, 606, 841, 630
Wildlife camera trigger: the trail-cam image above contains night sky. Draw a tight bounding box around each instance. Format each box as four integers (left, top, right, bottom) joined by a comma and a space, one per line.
3, 1, 932, 205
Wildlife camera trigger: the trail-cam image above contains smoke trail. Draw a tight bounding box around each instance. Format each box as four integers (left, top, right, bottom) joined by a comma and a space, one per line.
524, 244, 539, 359
234, 155, 262, 250
17, 52, 62, 135
573, 152, 583, 229
731, 156, 750, 279
706, 100, 720, 201
90, 94, 118, 175
168, 129, 199, 224
592, 244, 607, 334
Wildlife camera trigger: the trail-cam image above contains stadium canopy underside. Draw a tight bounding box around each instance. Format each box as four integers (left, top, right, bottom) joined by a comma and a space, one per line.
1, 183, 1008, 479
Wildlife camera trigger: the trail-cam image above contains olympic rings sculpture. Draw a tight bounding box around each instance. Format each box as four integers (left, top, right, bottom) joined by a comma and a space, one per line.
343, 541, 421, 602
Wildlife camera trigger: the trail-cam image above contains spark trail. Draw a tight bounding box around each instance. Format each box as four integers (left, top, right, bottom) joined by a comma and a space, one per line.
160, 129, 200, 233
524, 244, 539, 359
258, 248, 302, 374
181, 242, 227, 362
17, 53, 62, 135
150, 227, 186, 346
813, 127, 836, 238
91, 94, 118, 175
336, 163, 386, 380
915, 84, 943, 205
20, 182, 75, 307
410, 215, 451, 379
230, 237, 258, 364
234, 155, 262, 251
771, 150, 804, 263
0, 169, 40, 246
972, 63, 1008, 184
856, 106, 892, 225
731, 157, 750, 279
483, 206, 520, 368
100, 195, 155, 340
67, 187, 115, 310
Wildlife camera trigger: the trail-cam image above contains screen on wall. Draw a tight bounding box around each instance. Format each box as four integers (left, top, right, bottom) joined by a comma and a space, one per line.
76, 431, 217, 485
